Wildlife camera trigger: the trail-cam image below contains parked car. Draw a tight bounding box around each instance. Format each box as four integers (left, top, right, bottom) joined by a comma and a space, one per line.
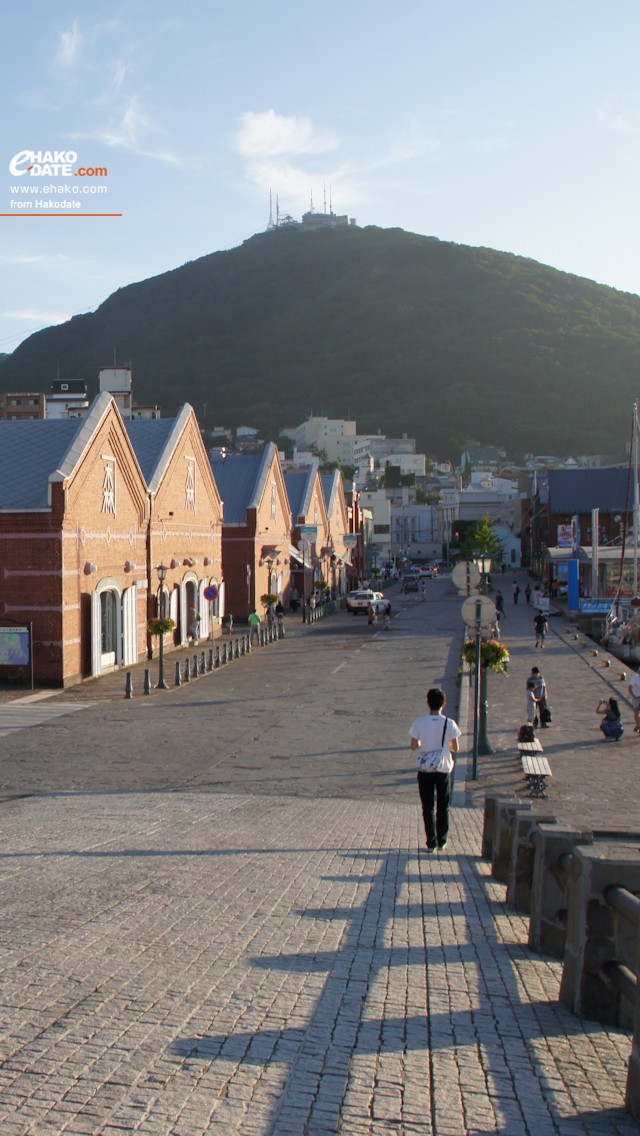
418, 566, 438, 578
346, 589, 384, 613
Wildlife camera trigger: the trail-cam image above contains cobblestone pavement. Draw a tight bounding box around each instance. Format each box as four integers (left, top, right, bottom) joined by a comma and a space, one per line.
0, 576, 639, 1134
0, 790, 636, 1136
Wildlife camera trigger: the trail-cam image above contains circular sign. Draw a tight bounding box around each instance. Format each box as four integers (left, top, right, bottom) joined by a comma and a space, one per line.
452, 561, 481, 591
461, 594, 496, 629
298, 538, 311, 552
204, 585, 218, 601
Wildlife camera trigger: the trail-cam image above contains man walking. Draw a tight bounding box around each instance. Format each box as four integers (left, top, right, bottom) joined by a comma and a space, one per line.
534, 609, 548, 648
409, 687, 461, 852
248, 609, 261, 644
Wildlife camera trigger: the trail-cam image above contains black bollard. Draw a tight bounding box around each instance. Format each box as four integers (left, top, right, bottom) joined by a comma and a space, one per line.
143, 669, 151, 695
125, 672, 133, 699
175, 661, 182, 686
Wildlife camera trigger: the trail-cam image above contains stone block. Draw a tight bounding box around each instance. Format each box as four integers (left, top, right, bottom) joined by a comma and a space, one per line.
559, 842, 640, 1031
528, 825, 593, 958
491, 800, 532, 884
506, 810, 557, 914
481, 794, 518, 861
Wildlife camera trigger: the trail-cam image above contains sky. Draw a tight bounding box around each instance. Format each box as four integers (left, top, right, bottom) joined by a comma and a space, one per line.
3, 0, 640, 355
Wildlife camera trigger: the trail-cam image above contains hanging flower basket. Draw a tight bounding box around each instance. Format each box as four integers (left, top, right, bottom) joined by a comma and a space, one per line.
461, 638, 510, 674
147, 617, 176, 636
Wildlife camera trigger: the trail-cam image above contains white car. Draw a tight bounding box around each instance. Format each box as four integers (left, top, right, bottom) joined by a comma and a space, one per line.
346, 589, 384, 614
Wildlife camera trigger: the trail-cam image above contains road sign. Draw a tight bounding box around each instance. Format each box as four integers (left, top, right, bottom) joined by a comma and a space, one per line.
461, 595, 495, 630
204, 585, 218, 601
452, 561, 481, 592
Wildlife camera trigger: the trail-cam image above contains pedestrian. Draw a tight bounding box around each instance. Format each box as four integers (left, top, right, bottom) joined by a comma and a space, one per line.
596, 697, 623, 741
420, 580, 427, 602
524, 583, 532, 604
367, 601, 377, 629
627, 671, 640, 733
534, 609, 548, 648
495, 590, 505, 615
530, 666, 549, 727
188, 606, 200, 641
225, 611, 234, 636
512, 581, 520, 604
248, 608, 261, 644
289, 586, 299, 613
525, 679, 538, 725
383, 600, 392, 630
275, 600, 285, 636
409, 687, 461, 852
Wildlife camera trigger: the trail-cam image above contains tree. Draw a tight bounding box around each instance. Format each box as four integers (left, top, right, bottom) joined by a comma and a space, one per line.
459, 514, 504, 564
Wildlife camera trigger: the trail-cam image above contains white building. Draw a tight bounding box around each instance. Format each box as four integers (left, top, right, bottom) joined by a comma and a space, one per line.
383, 453, 426, 477
458, 472, 524, 568
294, 416, 357, 463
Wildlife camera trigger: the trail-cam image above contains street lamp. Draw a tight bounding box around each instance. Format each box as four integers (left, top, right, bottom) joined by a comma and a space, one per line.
156, 563, 168, 690
474, 553, 492, 594
472, 555, 494, 763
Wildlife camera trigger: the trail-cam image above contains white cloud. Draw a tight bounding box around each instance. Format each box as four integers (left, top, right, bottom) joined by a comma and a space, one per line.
57, 19, 81, 67
597, 101, 640, 136
74, 95, 182, 165
236, 110, 339, 158
0, 253, 71, 267
4, 309, 70, 323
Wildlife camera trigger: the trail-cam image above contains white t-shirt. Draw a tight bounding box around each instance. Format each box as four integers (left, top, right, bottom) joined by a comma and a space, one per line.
629, 674, 640, 701
409, 713, 461, 774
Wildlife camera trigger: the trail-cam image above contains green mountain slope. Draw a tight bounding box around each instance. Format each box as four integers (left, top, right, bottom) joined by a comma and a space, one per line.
2, 225, 640, 458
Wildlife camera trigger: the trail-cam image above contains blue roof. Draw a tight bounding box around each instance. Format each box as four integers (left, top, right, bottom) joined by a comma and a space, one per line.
548, 468, 633, 514
210, 452, 265, 523
0, 418, 85, 508
125, 418, 180, 485
284, 472, 308, 522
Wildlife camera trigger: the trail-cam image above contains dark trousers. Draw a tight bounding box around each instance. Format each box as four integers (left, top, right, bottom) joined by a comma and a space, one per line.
417, 770, 451, 848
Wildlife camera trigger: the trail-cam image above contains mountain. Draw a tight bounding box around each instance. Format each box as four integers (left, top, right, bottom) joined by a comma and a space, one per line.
2, 225, 640, 459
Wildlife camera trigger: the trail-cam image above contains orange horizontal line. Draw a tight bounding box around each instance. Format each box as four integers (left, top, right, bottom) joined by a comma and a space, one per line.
0, 213, 123, 217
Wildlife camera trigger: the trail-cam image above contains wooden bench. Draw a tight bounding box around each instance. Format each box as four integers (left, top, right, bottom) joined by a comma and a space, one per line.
518, 738, 544, 755
520, 752, 552, 798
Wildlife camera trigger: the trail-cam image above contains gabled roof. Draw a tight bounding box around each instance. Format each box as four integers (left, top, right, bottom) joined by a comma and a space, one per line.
548, 468, 632, 514
321, 471, 339, 516
125, 407, 192, 492
0, 391, 115, 509
210, 444, 279, 523
284, 461, 319, 522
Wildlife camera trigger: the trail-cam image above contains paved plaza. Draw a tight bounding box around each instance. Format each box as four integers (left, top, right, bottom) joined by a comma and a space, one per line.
0, 576, 639, 1135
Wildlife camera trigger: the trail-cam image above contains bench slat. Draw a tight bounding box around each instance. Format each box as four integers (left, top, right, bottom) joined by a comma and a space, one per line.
517, 739, 544, 754
521, 754, 552, 777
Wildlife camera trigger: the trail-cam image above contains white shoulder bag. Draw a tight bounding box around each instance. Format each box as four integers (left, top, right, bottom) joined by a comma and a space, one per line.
416, 718, 449, 772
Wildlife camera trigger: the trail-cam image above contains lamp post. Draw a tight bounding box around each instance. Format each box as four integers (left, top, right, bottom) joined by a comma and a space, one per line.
156, 562, 168, 690
472, 555, 494, 761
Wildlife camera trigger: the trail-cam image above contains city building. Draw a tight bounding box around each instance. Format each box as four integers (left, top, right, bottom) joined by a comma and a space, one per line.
210, 444, 293, 621
46, 379, 90, 419
126, 404, 224, 644
0, 393, 223, 687
0, 392, 45, 421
